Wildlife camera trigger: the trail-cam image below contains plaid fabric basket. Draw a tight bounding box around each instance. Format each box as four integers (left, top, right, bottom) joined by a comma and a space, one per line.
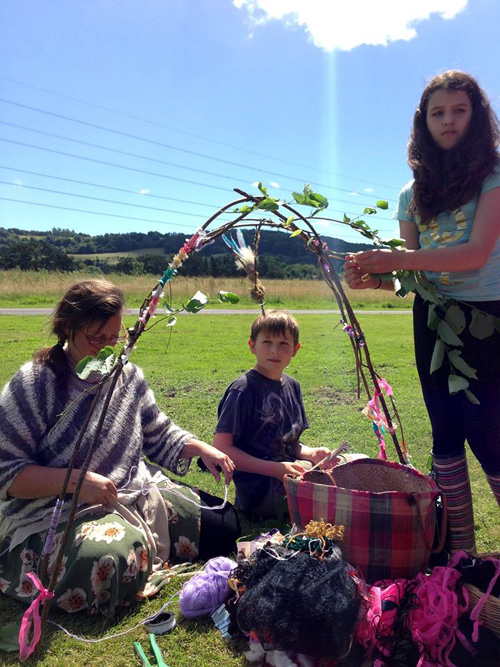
285, 458, 444, 583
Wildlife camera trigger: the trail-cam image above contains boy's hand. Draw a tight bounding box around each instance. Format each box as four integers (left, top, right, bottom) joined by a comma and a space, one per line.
275, 461, 308, 481
308, 447, 335, 467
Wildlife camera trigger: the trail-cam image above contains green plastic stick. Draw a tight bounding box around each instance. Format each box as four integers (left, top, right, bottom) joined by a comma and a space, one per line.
149, 633, 169, 667
133, 641, 152, 667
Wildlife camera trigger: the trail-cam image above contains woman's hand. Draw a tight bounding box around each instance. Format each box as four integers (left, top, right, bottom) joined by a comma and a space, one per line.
344, 256, 380, 289
79, 471, 118, 506
197, 444, 235, 485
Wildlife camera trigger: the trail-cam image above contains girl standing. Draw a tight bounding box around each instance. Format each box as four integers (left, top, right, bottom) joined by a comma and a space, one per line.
345, 70, 500, 554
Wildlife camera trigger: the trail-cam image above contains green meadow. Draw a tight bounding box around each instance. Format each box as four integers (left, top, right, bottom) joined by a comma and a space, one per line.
0, 298, 498, 665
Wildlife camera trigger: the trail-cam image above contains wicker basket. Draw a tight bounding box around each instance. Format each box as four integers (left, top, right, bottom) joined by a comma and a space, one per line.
465, 552, 500, 638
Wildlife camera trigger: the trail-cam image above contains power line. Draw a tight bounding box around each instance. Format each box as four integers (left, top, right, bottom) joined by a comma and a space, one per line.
0, 137, 232, 193
0, 196, 197, 229
0, 173, 395, 228
0, 142, 394, 213
0, 165, 217, 209
0, 98, 397, 202
0, 180, 208, 218
0, 76, 401, 191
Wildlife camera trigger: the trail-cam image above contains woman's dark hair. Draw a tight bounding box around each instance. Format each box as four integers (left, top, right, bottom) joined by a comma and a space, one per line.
408, 70, 500, 224
33, 279, 125, 387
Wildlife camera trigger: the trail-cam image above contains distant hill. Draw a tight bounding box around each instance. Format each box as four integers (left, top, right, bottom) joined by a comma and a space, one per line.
0, 226, 373, 278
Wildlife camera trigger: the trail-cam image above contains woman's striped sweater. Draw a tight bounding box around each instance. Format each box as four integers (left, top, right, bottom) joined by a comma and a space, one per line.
0, 360, 194, 527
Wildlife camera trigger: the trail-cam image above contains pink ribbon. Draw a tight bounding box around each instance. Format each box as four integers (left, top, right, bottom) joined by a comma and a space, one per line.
19, 572, 55, 661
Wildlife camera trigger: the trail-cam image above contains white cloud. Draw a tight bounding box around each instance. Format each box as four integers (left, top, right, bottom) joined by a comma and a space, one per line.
364, 187, 374, 193
270, 181, 280, 188
252, 181, 260, 187
139, 188, 150, 195
12, 180, 23, 187
349, 191, 359, 197
233, 0, 468, 51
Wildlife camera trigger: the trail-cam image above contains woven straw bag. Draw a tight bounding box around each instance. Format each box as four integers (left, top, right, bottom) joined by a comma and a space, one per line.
285, 458, 446, 583
465, 552, 500, 638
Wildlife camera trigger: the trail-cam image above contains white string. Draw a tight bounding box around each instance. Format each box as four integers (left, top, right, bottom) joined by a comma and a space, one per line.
47, 590, 182, 643
118, 465, 230, 511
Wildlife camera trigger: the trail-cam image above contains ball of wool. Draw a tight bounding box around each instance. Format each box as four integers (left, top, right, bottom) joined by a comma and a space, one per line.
179, 556, 237, 619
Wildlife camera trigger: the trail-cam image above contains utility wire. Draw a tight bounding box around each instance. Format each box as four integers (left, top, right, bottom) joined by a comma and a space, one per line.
0, 178, 395, 228
0, 158, 394, 216
0, 75, 402, 192
0, 165, 217, 209
0, 98, 397, 201
2, 119, 397, 206
0, 180, 208, 218
0, 137, 232, 193
0, 196, 197, 230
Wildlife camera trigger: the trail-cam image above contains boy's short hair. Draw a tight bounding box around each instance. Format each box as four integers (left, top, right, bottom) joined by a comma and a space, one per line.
250, 310, 300, 346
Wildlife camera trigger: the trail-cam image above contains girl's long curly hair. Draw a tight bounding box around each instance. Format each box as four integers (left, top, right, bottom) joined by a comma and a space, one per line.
408, 70, 500, 224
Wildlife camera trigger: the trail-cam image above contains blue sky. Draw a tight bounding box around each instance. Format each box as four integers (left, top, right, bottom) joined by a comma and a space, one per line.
1, 0, 499, 244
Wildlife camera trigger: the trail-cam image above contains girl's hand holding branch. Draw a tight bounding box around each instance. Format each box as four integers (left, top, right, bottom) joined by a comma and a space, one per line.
344, 255, 383, 290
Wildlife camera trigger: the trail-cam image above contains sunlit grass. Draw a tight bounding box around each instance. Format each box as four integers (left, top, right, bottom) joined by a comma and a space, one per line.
0, 309, 496, 666
0, 269, 413, 310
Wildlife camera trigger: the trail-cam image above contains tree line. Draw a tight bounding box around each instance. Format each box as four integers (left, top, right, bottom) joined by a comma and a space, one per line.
0, 227, 371, 278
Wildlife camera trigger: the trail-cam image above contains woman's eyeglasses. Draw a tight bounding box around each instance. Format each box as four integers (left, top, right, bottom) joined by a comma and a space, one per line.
82, 333, 126, 347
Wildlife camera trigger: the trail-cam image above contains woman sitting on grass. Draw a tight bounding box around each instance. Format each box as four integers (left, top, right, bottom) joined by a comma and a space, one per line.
0, 279, 239, 617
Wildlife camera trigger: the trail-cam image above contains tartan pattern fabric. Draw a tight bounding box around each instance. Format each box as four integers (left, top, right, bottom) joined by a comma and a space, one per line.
285, 459, 440, 582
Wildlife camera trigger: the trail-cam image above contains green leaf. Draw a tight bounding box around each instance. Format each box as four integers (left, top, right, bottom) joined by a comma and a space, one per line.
283, 215, 295, 228
448, 374, 469, 394
303, 183, 313, 196
292, 192, 306, 205
218, 290, 240, 304
377, 200, 389, 210
445, 304, 466, 335
237, 204, 254, 215
255, 197, 279, 212
309, 192, 329, 208
343, 214, 351, 223
385, 238, 406, 249
430, 339, 445, 373
257, 182, 268, 196
0, 623, 20, 652
437, 320, 463, 347
427, 303, 439, 331
469, 309, 495, 340
447, 350, 478, 379
465, 389, 480, 405
166, 315, 177, 327
76, 347, 117, 379
290, 229, 302, 238
414, 283, 441, 305
363, 206, 376, 215
183, 290, 208, 314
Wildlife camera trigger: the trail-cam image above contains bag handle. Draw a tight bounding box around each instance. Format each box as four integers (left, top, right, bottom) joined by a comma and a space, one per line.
412, 491, 447, 554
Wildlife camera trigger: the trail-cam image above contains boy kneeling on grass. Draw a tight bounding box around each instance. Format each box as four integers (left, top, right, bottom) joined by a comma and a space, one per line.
212, 310, 331, 519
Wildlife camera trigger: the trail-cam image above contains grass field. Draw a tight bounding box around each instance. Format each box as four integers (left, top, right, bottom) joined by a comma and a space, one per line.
0, 269, 413, 310
0, 306, 497, 665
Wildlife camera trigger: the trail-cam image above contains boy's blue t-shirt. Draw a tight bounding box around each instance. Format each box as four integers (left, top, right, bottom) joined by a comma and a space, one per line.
215, 369, 308, 511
